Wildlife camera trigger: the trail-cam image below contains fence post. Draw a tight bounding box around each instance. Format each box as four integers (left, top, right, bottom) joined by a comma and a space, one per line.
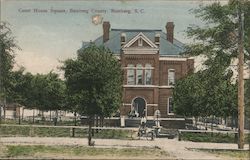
29, 126, 34, 137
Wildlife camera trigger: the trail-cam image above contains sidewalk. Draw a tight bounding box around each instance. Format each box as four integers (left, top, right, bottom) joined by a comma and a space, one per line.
0, 137, 248, 159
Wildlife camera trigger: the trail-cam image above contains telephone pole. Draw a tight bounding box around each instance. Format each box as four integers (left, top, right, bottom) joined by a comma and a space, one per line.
237, 0, 244, 149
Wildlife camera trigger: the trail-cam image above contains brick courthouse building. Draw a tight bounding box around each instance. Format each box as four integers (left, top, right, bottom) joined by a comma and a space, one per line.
81, 21, 194, 118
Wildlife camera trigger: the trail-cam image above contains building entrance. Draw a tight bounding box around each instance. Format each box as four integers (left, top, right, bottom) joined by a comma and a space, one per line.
132, 97, 146, 117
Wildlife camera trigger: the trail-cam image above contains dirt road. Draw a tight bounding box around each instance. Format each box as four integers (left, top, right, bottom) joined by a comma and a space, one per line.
0, 137, 249, 159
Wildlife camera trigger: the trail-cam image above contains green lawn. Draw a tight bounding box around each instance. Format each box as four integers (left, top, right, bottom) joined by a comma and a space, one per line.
0, 145, 170, 159
197, 149, 250, 159
0, 125, 133, 139
181, 132, 250, 143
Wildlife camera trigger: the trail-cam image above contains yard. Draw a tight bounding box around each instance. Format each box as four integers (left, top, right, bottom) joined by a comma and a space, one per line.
0, 145, 170, 159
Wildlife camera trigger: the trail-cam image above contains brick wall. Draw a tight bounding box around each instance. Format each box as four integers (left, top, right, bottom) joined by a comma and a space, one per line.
120, 52, 194, 118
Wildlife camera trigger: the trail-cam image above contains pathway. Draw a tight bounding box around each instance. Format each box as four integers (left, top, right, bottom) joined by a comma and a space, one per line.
0, 137, 249, 159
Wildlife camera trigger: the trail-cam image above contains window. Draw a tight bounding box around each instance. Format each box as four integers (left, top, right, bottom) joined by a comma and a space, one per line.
136, 64, 143, 85
127, 64, 135, 85
168, 97, 174, 114
145, 64, 152, 85
168, 69, 175, 85
138, 38, 143, 46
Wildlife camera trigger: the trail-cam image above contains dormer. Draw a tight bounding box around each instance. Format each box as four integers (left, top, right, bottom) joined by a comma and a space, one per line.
155, 33, 160, 46
121, 33, 126, 45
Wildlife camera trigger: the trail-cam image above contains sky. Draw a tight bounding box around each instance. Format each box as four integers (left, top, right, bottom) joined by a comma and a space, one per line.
1, 0, 228, 74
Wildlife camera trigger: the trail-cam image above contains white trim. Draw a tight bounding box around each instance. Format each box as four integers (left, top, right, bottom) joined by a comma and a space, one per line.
123, 48, 159, 51
147, 104, 158, 106
123, 48, 159, 55
158, 85, 174, 89
124, 103, 158, 106
168, 69, 175, 86
123, 32, 158, 49
123, 85, 174, 88
159, 57, 188, 61
122, 103, 131, 106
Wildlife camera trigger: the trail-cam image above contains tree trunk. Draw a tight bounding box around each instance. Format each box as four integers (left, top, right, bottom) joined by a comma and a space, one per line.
74, 112, 77, 126
72, 111, 77, 137
42, 111, 45, 122
92, 115, 95, 137
95, 115, 99, 133
3, 97, 6, 121
205, 119, 208, 130
18, 107, 21, 125
101, 116, 104, 127
88, 116, 94, 146
54, 110, 58, 126
211, 116, 214, 137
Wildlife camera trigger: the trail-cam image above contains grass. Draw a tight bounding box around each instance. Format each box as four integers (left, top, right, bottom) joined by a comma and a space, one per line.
181, 132, 250, 143
93, 129, 132, 139
0, 125, 133, 139
1, 119, 82, 126
1, 145, 170, 158
197, 149, 250, 159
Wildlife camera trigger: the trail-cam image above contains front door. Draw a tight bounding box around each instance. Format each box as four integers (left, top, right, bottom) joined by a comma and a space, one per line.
133, 97, 146, 117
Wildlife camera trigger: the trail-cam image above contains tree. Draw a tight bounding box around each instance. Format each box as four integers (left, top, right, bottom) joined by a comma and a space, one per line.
0, 22, 19, 121
173, 67, 237, 129
28, 72, 65, 123
185, 0, 250, 65
63, 44, 122, 146
173, 72, 205, 120
44, 72, 66, 125
7, 67, 27, 106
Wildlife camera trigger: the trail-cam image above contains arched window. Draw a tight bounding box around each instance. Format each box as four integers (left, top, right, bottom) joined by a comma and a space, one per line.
127, 64, 135, 85
136, 64, 143, 85
145, 64, 152, 85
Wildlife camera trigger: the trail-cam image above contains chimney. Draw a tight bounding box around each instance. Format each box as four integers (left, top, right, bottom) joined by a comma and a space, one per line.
103, 21, 110, 43
166, 22, 174, 43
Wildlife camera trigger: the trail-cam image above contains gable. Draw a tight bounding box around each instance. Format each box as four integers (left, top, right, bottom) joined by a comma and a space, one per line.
130, 38, 152, 47
123, 32, 158, 49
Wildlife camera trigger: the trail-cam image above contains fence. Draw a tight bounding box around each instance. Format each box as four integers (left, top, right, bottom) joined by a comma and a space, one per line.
0, 124, 138, 139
